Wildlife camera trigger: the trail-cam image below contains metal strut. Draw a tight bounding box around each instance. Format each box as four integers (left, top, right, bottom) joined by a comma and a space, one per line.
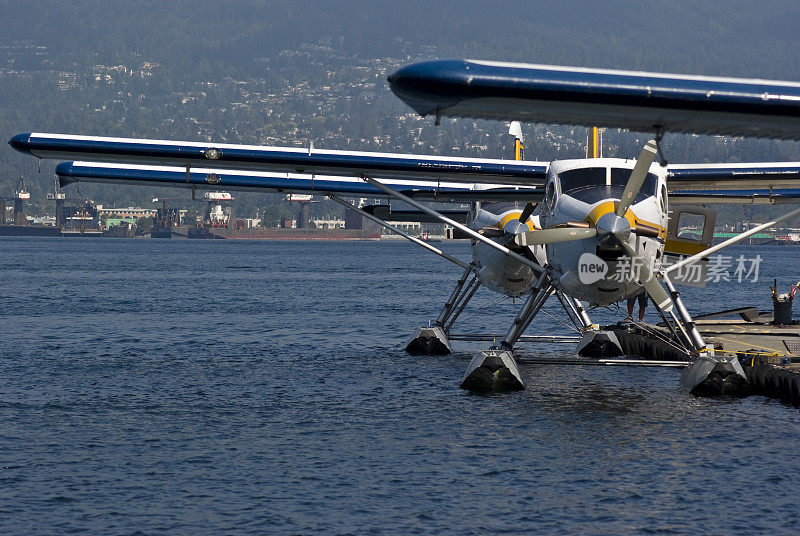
364, 177, 544, 275
650, 297, 693, 353
666, 203, 800, 277
661, 272, 706, 351
556, 290, 599, 331
406, 265, 481, 356
662, 269, 750, 394
329, 195, 471, 270
499, 273, 555, 350
571, 297, 594, 330
435, 265, 480, 329
444, 277, 481, 333
554, 291, 583, 331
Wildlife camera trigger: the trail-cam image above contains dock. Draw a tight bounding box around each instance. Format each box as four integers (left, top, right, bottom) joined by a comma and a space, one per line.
599, 309, 800, 404
696, 319, 800, 360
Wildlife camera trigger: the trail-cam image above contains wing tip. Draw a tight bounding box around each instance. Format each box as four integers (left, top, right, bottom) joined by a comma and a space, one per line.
55, 161, 74, 176
388, 60, 467, 116
8, 133, 33, 155
55, 161, 79, 187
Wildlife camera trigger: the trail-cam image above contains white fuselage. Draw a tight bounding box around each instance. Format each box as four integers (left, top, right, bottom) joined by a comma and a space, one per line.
470, 158, 668, 306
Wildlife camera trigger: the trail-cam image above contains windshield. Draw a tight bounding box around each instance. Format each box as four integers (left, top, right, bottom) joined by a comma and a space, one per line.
557, 167, 606, 192
610, 168, 658, 197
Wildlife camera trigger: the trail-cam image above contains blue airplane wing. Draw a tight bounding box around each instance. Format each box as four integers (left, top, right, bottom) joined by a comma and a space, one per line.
9, 132, 547, 186
54, 161, 544, 202
666, 163, 800, 203
668, 163, 800, 190
388, 60, 800, 139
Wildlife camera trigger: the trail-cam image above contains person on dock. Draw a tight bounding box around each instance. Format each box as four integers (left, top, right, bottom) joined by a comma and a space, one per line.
626, 289, 648, 322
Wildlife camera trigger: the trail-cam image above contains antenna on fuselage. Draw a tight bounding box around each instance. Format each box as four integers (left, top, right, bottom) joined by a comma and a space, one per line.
586, 126, 602, 158
508, 121, 524, 161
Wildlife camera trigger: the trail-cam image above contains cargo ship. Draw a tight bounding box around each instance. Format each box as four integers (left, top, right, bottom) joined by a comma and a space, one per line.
149, 203, 188, 238
183, 192, 381, 240
0, 224, 61, 237
187, 226, 381, 240
2, 181, 129, 237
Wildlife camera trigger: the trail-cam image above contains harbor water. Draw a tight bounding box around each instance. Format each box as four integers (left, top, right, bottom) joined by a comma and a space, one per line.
2, 237, 799, 535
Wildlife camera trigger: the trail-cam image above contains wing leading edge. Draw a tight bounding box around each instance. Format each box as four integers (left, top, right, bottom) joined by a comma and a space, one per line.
388, 60, 800, 139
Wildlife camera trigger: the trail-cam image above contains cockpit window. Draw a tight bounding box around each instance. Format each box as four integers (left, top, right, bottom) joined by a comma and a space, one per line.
610, 168, 658, 196
557, 167, 606, 192
545, 181, 556, 210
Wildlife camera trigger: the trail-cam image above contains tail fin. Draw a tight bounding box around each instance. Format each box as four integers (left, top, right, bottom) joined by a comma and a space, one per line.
508, 121, 524, 160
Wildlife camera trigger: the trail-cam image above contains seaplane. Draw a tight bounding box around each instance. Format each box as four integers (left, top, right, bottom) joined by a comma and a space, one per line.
9, 59, 800, 394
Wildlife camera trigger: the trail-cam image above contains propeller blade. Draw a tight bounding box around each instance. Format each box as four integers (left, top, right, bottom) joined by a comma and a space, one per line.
620, 242, 673, 312
616, 140, 658, 217
518, 203, 535, 224
515, 227, 597, 247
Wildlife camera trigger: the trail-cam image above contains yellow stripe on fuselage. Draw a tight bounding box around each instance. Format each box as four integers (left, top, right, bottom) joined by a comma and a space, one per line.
664, 239, 708, 256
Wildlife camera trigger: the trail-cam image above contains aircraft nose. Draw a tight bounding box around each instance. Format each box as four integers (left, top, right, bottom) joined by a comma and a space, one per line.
8, 133, 33, 155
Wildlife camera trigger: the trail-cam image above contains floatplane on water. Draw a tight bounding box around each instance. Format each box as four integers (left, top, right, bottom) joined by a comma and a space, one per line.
10, 59, 800, 393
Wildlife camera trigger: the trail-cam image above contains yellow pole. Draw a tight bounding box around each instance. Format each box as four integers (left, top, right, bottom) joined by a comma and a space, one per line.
587, 126, 600, 158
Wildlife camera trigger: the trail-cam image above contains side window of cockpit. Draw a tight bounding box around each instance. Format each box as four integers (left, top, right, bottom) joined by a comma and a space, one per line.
676, 212, 705, 241
660, 184, 668, 213
545, 181, 556, 210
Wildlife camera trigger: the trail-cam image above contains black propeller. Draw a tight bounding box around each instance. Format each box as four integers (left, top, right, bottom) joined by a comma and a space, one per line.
518, 202, 535, 224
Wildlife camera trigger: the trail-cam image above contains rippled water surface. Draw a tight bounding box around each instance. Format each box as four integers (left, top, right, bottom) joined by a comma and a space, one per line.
2, 238, 800, 535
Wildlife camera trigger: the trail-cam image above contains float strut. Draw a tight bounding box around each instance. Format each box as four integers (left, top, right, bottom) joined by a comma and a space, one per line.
570, 296, 594, 330
436, 265, 475, 327
500, 273, 554, 350
662, 272, 705, 351
444, 277, 481, 332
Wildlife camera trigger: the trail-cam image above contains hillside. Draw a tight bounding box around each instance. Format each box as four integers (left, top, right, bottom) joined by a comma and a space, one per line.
1, 0, 800, 223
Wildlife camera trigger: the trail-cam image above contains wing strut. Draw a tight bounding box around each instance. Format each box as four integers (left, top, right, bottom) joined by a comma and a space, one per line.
364, 177, 545, 275
665, 204, 800, 275
328, 195, 471, 271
